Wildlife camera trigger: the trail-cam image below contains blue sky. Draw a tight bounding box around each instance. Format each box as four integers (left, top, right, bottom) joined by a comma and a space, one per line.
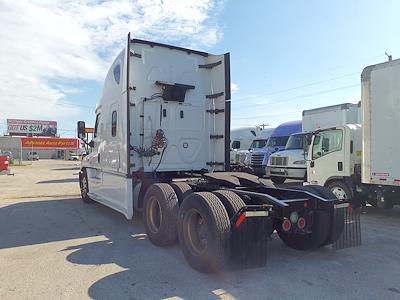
1, 0, 399, 136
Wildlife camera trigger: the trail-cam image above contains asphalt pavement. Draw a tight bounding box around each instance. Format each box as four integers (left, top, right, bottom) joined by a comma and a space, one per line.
0, 160, 400, 299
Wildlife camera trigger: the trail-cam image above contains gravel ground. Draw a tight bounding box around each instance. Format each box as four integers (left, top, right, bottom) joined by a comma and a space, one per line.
0, 160, 400, 300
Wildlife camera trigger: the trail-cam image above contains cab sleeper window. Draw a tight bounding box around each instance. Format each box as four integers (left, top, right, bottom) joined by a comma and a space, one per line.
111, 111, 117, 137
312, 129, 343, 159
94, 114, 100, 138
113, 64, 121, 84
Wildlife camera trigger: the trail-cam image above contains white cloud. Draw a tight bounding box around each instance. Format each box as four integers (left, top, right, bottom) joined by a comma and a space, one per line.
231, 82, 239, 94
0, 0, 224, 125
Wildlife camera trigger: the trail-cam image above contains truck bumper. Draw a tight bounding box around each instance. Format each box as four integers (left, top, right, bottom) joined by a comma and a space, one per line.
266, 166, 306, 180
251, 165, 266, 176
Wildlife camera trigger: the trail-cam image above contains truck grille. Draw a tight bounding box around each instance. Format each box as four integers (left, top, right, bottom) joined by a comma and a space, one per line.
251, 153, 265, 165
270, 156, 288, 166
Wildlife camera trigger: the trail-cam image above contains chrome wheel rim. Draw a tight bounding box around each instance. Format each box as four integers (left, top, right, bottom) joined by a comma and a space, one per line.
183, 208, 208, 256
81, 176, 88, 197
331, 187, 348, 200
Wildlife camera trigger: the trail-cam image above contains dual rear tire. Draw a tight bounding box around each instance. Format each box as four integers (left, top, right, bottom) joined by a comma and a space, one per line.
143, 183, 180, 246
143, 183, 245, 273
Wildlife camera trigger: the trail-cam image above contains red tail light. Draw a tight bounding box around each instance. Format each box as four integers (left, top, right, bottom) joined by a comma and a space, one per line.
297, 217, 306, 229
235, 213, 246, 228
282, 219, 291, 232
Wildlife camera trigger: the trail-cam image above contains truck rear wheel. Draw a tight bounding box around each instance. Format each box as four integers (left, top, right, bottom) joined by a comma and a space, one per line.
178, 192, 230, 273
79, 169, 93, 203
143, 183, 179, 246
271, 176, 286, 185
327, 180, 352, 200
276, 209, 331, 250
288, 185, 344, 247
212, 190, 245, 218
170, 182, 192, 204
276, 185, 331, 250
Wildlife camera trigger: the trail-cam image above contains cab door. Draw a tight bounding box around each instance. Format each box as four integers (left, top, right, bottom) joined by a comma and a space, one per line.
308, 128, 345, 185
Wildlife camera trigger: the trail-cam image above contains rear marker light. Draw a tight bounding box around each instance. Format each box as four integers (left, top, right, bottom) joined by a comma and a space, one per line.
297, 217, 306, 229
303, 201, 308, 209
282, 219, 291, 232
235, 213, 246, 228
290, 211, 299, 224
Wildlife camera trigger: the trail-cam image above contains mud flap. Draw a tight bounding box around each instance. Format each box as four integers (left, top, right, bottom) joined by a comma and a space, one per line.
332, 203, 362, 250
230, 206, 273, 269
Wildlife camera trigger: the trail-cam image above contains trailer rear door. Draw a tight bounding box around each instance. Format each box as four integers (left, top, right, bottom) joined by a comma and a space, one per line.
361, 59, 400, 186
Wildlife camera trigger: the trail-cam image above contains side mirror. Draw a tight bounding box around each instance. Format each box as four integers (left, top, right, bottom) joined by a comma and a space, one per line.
88, 140, 95, 148
77, 121, 86, 139
231, 141, 240, 150
306, 133, 313, 146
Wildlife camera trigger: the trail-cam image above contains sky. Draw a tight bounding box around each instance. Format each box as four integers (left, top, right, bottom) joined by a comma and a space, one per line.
0, 0, 399, 137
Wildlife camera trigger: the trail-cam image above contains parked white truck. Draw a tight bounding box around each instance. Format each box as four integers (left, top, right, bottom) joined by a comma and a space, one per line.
77, 34, 360, 273
230, 125, 261, 167
267, 103, 360, 184
306, 58, 400, 208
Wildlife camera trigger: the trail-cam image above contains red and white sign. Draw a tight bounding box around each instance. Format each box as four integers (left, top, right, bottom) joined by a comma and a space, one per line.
21, 138, 79, 149
7, 119, 57, 136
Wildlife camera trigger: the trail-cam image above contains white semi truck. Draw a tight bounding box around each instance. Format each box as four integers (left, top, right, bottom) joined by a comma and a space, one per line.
230, 125, 261, 167
77, 34, 360, 273
306, 58, 400, 208
267, 103, 360, 184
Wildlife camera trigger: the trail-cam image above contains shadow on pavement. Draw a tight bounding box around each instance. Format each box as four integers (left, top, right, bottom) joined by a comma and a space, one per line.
52, 167, 81, 171
36, 178, 79, 184
0, 198, 108, 249
2, 195, 398, 299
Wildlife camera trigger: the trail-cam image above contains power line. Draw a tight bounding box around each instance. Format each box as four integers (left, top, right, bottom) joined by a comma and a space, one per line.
253, 84, 360, 106
260, 72, 359, 97
233, 83, 359, 109
232, 109, 303, 120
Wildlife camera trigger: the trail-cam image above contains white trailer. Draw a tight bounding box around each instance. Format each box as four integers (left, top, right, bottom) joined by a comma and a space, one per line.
78, 34, 359, 273
306, 58, 400, 208
302, 102, 360, 132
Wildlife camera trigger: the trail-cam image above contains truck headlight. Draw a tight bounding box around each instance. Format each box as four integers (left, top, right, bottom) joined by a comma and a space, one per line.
293, 160, 306, 165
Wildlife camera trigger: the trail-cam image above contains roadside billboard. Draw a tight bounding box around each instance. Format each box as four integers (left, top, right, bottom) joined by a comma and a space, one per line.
21, 138, 79, 149
7, 119, 57, 136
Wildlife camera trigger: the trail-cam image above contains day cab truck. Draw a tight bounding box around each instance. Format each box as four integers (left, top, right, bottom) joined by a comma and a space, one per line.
306, 58, 400, 208
266, 103, 360, 184
77, 34, 360, 273
250, 121, 301, 176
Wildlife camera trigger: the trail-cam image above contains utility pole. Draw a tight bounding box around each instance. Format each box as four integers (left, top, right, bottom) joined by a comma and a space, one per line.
385, 52, 392, 61
260, 123, 269, 129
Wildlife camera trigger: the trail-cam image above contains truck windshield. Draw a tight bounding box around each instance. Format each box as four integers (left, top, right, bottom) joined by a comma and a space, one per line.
266, 136, 289, 147
285, 134, 306, 150
250, 139, 267, 148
